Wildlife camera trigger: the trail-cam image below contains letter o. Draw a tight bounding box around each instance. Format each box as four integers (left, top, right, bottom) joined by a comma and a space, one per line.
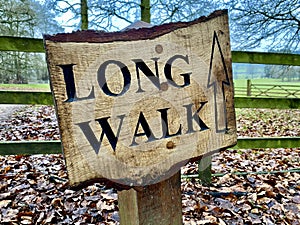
98, 60, 131, 96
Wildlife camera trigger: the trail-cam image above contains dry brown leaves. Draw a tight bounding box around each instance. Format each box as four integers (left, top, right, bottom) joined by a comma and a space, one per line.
0, 154, 119, 224
182, 147, 300, 224
0, 106, 299, 224
236, 108, 300, 137
0, 106, 60, 141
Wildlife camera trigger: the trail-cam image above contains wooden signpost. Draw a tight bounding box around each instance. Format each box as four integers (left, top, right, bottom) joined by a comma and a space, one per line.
44, 9, 236, 225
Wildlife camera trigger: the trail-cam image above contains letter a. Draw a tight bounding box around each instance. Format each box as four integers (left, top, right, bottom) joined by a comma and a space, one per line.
130, 112, 158, 146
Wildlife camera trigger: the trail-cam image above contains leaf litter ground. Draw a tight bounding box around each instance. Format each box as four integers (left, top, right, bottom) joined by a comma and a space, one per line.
0, 106, 299, 224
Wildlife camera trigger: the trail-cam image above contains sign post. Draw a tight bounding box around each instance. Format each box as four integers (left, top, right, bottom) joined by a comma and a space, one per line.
44, 9, 236, 224
118, 172, 182, 225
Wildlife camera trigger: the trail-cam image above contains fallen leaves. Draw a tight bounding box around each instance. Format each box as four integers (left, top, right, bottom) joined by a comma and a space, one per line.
236, 108, 300, 137
0, 106, 60, 141
0, 154, 119, 224
182, 147, 300, 224
1, 153, 299, 224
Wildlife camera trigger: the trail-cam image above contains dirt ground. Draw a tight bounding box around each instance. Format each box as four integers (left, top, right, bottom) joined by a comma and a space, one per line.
0, 105, 26, 121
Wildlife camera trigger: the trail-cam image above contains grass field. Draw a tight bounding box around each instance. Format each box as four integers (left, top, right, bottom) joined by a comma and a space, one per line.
0, 83, 50, 92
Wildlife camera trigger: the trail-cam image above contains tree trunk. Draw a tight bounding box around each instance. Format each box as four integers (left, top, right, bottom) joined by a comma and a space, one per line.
81, 0, 88, 30
140, 0, 150, 23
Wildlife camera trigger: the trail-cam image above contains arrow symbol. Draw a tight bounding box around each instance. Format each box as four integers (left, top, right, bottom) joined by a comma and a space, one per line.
207, 31, 230, 133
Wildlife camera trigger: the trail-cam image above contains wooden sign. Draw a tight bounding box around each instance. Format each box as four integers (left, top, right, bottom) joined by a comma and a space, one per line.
44, 10, 237, 187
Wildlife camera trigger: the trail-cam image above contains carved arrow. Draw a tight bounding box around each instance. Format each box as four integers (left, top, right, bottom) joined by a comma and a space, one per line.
207, 31, 230, 133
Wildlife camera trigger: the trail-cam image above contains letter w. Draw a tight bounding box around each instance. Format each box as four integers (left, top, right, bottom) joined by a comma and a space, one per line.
76, 115, 125, 154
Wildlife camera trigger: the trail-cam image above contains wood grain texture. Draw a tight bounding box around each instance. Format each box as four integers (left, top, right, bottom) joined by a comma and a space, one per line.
44, 10, 236, 188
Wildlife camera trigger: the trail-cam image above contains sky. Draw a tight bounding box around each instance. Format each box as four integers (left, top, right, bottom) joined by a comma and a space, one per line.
51, 0, 130, 33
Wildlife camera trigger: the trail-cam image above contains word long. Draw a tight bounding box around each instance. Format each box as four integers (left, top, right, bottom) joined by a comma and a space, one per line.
58, 54, 191, 102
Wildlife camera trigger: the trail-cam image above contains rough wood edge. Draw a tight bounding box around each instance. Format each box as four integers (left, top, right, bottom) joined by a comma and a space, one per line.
68, 144, 235, 191
43, 10, 227, 43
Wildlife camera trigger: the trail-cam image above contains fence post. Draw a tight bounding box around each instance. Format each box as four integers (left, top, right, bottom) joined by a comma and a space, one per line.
247, 79, 252, 96
198, 155, 212, 185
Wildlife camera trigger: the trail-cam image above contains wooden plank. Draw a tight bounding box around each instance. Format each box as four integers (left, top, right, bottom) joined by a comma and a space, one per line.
0, 36, 44, 53
246, 79, 251, 96
44, 9, 236, 187
118, 171, 182, 225
0, 141, 62, 155
0, 36, 300, 67
0, 91, 53, 105
0, 137, 299, 156
0, 92, 299, 110
234, 97, 300, 109
232, 137, 300, 149
232, 51, 300, 66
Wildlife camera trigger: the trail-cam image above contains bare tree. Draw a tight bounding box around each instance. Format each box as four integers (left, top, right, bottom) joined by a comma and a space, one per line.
227, 0, 300, 51
90, 0, 219, 29
47, 0, 220, 31
0, 0, 62, 83
0, 0, 35, 37
151, 0, 220, 24
89, 0, 140, 30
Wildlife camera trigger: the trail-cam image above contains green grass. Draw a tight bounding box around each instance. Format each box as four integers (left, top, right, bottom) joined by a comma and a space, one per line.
0, 83, 50, 92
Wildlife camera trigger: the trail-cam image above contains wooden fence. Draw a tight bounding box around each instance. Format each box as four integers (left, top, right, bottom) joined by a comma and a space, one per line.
0, 36, 300, 156
233, 79, 300, 98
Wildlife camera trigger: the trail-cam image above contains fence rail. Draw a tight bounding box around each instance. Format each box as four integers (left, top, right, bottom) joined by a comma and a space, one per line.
245, 80, 300, 98
1, 136, 299, 155
250, 84, 300, 98
233, 79, 300, 98
1, 91, 300, 109
1, 36, 300, 65
0, 91, 53, 105
0, 36, 300, 156
0, 36, 44, 52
